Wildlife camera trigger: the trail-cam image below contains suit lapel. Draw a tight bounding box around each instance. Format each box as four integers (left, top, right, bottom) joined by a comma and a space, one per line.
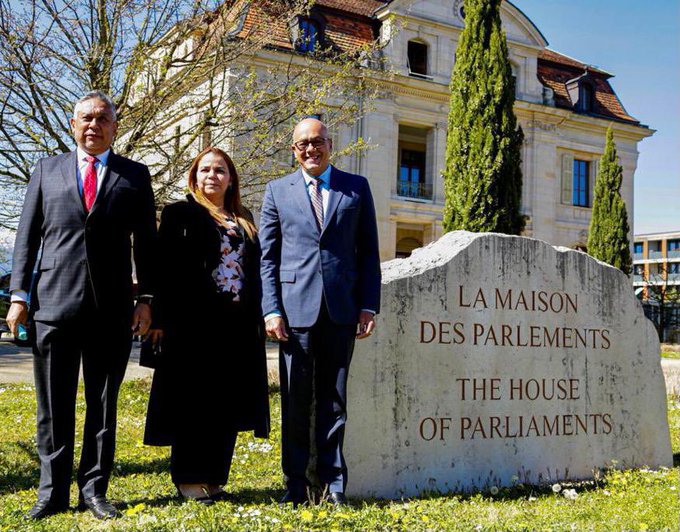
322, 166, 343, 234
290, 169, 321, 233
89, 152, 122, 216
60, 151, 87, 216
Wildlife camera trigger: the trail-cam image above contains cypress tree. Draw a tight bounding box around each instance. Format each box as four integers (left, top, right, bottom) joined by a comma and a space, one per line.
587, 126, 632, 274
442, 0, 524, 234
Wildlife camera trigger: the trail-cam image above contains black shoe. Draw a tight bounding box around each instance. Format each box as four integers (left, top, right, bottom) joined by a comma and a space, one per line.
279, 491, 307, 508
327, 492, 348, 507
79, 495, 120, 519
26, 499, 67, 520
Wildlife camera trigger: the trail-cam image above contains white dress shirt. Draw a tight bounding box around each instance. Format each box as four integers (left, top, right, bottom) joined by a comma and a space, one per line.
76, 147, 110, 197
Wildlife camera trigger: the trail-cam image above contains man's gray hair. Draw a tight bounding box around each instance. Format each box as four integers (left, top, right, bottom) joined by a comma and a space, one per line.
73, 91, 117, 121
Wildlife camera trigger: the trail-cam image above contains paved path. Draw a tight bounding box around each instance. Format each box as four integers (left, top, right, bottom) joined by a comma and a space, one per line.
0, 340, 281, 384
0, 340, 677, 394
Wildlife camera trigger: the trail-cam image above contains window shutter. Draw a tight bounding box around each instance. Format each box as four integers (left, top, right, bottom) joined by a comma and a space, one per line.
561, 154, 573, 205
590, 159, 598, 207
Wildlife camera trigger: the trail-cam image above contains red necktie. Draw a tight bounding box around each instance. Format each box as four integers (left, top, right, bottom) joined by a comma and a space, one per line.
83, 155, 98, 211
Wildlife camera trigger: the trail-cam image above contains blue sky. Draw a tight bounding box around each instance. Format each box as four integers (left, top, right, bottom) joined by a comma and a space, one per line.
512, 0, 680, 235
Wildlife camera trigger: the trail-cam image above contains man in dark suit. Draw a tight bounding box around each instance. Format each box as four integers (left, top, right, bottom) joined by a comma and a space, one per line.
6, 91, 157, 520
259, 117, 381, 506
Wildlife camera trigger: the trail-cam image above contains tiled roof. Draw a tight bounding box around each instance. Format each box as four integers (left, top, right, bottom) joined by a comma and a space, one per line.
232, 1, 378, 54
538, 49, 610, 76
325, 11, 377, 50
224, 3, 639, 125
537, 49, 638, 124
238, 3, 293, 50
315, 0, 387, 17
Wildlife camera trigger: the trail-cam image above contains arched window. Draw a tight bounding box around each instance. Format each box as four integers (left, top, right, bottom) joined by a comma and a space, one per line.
407, 40, 428, 77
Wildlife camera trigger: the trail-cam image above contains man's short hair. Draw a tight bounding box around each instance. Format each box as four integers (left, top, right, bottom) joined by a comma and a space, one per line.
73, 91, 117, 121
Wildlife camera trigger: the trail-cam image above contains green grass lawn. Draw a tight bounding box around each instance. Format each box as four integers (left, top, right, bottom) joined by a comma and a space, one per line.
662, 351, 680, 360
0, 380, 678, 531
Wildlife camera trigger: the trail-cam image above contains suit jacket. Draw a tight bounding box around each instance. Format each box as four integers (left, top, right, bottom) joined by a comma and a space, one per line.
10, 150, 157, 322
259, 166, 381, 328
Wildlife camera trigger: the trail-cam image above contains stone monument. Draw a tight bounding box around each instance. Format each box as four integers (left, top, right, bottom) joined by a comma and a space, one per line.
345, 231, 672, 498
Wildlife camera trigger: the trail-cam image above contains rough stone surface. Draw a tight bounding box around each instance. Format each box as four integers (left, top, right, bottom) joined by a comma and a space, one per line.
346, 231, 672, 498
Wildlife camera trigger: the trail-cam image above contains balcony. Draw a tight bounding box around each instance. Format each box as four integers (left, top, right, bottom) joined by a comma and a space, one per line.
668, 249, 680, 259
649, 250, 663, 259
633, 274, 644, 283
668, 273, 680, 283
397, 180, 433, 201
633, 252, 644, 261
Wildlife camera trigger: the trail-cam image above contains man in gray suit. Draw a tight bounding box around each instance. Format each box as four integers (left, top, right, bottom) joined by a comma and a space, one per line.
7, 91, 156, 520
259, 118, 381, 506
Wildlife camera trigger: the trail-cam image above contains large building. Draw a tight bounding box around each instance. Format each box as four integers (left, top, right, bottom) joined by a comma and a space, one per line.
633, 231, 680, 342
634, 231, 680, 289
196, 0, 654, 261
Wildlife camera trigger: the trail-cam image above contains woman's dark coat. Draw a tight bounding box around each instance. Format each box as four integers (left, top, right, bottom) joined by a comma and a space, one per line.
144, 196, 270, 445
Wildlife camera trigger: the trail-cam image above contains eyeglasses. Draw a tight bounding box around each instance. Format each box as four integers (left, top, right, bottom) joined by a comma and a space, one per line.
293, 137, 329, 151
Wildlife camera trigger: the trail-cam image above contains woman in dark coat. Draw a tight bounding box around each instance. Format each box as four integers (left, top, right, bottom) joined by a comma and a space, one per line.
144, 147, 270, 503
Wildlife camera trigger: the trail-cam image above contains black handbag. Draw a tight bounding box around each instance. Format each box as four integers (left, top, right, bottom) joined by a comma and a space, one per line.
139, 337, 162, 368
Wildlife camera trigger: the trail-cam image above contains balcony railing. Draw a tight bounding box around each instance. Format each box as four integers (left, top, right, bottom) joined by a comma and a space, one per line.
668, 249, 680, 259
633, 274, 644, 283
668, 273, 680, 282
649, 250, 663, 259
633, 252, 643, 261
397, 180, 433, 200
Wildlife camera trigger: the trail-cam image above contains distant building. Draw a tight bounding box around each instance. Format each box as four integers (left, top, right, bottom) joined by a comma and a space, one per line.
633, 231, 680, 342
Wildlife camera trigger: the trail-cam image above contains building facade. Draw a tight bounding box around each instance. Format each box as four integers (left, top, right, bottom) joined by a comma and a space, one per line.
634, 231, 680, 289
209, 0, 654, 261
633, 231, 680, 342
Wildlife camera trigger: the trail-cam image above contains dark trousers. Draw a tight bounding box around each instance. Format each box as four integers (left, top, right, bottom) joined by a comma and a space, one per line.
32, 306, 131, 506
279, 303, 356, 495
170, 430, 238, 486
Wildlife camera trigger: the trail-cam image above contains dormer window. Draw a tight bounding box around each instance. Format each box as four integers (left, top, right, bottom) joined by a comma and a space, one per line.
297, 18, 321, 52
407, 40, 429, 78
566, 73, 596, 113
579, 82, 594, 112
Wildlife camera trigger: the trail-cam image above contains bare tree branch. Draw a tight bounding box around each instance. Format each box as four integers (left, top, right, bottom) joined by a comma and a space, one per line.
0, 0, 388, 224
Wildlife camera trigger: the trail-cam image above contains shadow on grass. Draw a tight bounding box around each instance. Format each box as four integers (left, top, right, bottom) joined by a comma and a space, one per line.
674, 452, 680, 467
0, 446, 171, 495
231, 487, 285, 505
0, 440, 40, 494
113, 457, 171, 477
117, 487, 285, 510
356, 479, 610, 507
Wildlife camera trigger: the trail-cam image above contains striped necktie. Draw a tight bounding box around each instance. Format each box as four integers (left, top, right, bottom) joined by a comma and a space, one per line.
310, 177, 324, 228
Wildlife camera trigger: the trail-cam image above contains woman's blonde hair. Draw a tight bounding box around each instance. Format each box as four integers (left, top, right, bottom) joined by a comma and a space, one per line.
187, 147, 257, 241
